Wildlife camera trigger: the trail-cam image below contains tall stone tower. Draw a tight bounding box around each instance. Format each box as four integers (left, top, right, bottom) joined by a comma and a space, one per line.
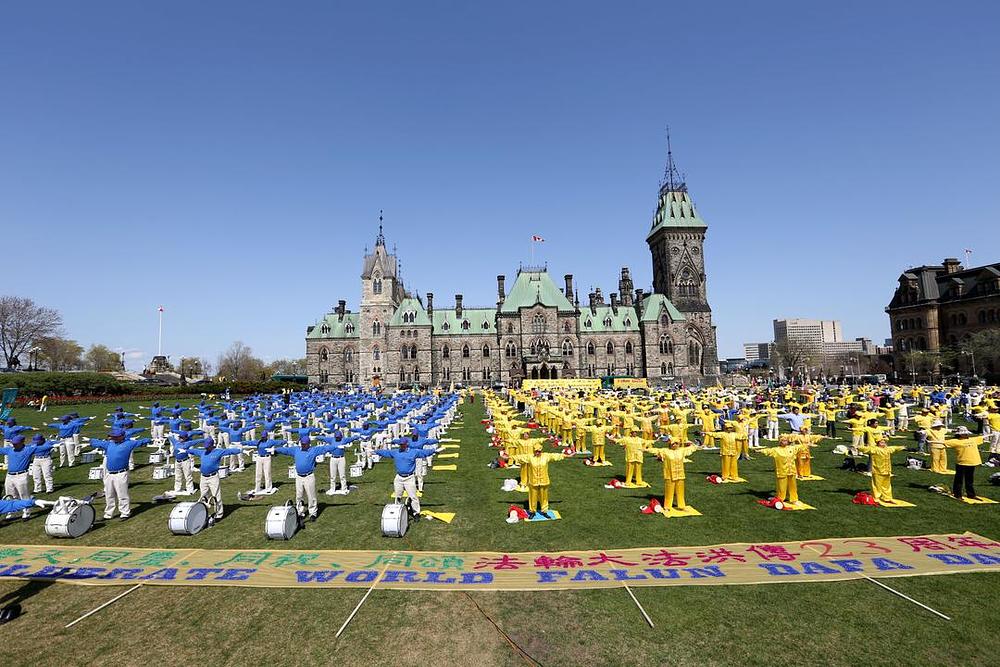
358, 218, 404, 385
645, 136, 718, 378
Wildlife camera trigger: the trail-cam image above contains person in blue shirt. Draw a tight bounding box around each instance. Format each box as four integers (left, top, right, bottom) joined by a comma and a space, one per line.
374, 440, 440, 515
778, 407, 814, 434
47, 414, 91, 467
314, 433, 360, 495
28, 434, 57, 494
219, 421, 254, 472
393, 433, 440, 493
0, 497, 49, 516
167, 431, 205, 496
83, 429, 151, 520
0, 436, 39, 519
181, 437, 243, 519
271, 437, 340, 520
246, 436, 284, 495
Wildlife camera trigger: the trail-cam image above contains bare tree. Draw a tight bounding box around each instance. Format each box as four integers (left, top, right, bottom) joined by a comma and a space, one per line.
217, 341, 264, 381
269, 358, 308, 375
37, 337, 84, 371
0, 296, 63, 368
769, 338, 820, 379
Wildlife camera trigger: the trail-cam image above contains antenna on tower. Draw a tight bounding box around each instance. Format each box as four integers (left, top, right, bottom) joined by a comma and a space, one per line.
659, 126, 687, 193
376, 209, 386, 247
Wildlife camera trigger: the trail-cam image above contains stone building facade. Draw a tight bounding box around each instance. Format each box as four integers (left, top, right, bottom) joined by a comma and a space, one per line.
306, 156, 720, 387
886, 257, 1000, 376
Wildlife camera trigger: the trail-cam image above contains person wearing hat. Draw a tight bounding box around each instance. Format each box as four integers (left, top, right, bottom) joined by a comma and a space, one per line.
986, 408, 1000, 455
716, 421, 741, 482
758, 436, 815, 506
45, 414, 91, 467
943, 427, 986, 500
911, 409, 935, 454
925, 420, 950, 474
857, 437, 906, 504
612, 426, 653, 487
167, 431, 204, 495
587, 421, 614, 465
28, 434, 57, 494
374, 438, 441, 516
789, 426, 825, 479
511, 443, 566, 519
80, 429, 150, 520
181, 437, 245, 520
0, 436, 40, 519
315, 432, 360, 495
271, 437, 342, 520
651, 437, 700, 512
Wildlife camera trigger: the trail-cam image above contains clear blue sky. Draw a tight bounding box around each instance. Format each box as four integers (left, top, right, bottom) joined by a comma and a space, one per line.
2, 1, 998, 369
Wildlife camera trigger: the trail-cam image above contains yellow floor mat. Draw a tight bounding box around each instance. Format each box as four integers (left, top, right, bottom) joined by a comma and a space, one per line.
389, 491, 423, 499
797, 474, 825, 481
432, 464, 458, 471
622, 481, 651, 489
436, 453, 460, 459
877, 498, 916, 508
720, 477, 748, 484
422, 510, 455, 523
782, 501, 816, 511
660, 505, 703, 518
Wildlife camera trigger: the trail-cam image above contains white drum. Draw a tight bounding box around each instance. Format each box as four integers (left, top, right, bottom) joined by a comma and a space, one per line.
149, 452, 166, 464
169, 501, 209, 535
288, 465, 297, 479
372, 454, 382, 463
264, 503, 300, 540
152, 464, 173, 480
381, 502, 408, 538
44, 499, 95, 539
349, 463, 363, 478
81, 451, 99, 464
87, 466, 104, 480
218, 466, 229, 479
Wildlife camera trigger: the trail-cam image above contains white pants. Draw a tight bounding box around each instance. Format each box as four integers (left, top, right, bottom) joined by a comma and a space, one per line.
361, 440, 374, 468
200, 473, 223, 518
295, 473, 318, 517
60, 437, 76, 467
255, 455, 273, 492
415, 457, 429, 491
393, 473, 420, 513
174, 458, 194, 493
31, 457, 54, 493
152, 423, 166, 445
328, 456, 347, 492
103, 470, 131, 518
229, 450, 244, 470
990, 431, 1000, 454
748, 427, 759, 448
766, 420, 779, 440
4, 472, 31, 517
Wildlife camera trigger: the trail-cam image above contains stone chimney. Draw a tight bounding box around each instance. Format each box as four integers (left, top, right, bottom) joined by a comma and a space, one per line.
610, 292, 619, 313
337, 300, 346, 321
426, 292, 434, 318
943, 258, 962, 274
594, 287, 605, 305
455, 294, 463, 318
497, 275, 505, 305
588, 291, 597, 311
619, 267, 634, 306
564, 274, 573, 299
634, 288, 644, 307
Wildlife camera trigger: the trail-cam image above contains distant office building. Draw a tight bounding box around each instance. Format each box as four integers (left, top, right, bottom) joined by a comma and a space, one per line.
773, 318, 843, 351
743, 342, 771, 361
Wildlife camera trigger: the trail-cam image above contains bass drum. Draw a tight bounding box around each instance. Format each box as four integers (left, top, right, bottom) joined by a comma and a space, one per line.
381, 502, 408, 538
44, 501, 96, 539
169, 501, 209, 535
264, 502, 300, 540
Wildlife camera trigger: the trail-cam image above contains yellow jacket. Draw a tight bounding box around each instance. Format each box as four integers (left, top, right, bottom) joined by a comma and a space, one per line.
511, 452, 565, 486
653, 445, 698, 480
858, 445, 905, 475
943, 437, 984, 466
760, 444, 808, 476
618, 436, 650, 463
716, 432, 740, 456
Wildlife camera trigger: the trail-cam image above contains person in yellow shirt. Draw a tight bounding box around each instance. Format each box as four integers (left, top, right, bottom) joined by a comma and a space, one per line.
511, 445, 566, 518
986, 408, 1000, 454
925, 421, 950, 474
716, 422, 741, 481
587, 422, 614, 465
612, 428, 651, 487
857, 438, 906, 503
788, 427, 824, 478
700, 410, 720, 448
943, 427, 985, 500
759, 436, 810, 506
651, 438, 700, 511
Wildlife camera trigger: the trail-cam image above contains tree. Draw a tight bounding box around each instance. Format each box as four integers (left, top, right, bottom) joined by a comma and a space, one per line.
769, 339, 820, 380
0, 296, 63, 368
268, 358, 307, 376
966, 330, 1000, 377
37, 337, 84, 371
179, 357, 203, 376
85, 344, 123, 372
217, 341, 265, 381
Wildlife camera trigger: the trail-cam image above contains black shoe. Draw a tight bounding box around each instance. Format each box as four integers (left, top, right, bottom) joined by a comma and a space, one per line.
309, 515, 317, 522
120, 515, 130, 521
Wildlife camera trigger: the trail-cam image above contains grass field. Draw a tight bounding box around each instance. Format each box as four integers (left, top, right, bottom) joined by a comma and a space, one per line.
1, 397, 999, 666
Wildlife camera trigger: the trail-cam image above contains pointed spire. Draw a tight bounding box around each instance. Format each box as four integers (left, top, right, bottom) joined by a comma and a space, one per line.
375, 209, 386, 247
659, 127, 687, 194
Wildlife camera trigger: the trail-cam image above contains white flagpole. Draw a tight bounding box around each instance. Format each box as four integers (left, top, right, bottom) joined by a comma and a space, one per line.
157, 307, 163, 356
530, 238, 534, 266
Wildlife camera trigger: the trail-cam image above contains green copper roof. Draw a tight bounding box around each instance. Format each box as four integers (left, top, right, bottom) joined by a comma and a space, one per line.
306, 312, 360, 339
389, 297, 432, 327
640, 293, 687, 323
433, 307, 496, 335
578, 305, 639, 333
647, 188, 707, 240
499, 270, 576, 313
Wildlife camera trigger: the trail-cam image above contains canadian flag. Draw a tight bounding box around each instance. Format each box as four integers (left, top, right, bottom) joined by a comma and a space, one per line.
157, 306, 164, 313
531, 235, 545, 242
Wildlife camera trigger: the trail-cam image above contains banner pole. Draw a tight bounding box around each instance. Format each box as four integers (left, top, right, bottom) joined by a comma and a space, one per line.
624, 585, 654, 628
864, 576, 951, 621
65, 583, 144, 628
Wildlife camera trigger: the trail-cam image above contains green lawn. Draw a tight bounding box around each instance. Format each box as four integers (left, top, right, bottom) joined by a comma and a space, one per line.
1, 397, 998, 666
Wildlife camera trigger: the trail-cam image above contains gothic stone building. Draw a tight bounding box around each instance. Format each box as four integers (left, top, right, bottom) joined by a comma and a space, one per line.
306, 163, 720, 387
886, 257, 1000, 377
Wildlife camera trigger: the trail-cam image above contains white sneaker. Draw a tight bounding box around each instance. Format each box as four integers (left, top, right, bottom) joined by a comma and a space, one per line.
325, 489, 337, 496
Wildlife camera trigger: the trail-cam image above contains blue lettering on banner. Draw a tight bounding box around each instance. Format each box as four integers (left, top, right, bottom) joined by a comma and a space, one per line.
64, 567, 106, 579
381, 570, 420, 584
100, 568, 145, 580
186, 568, 225, 580
610, 569, 648, 581
800, 562, 840, 575
141, 568, 179, 580
644, 569, 681, 580
0, 564, 32, 577
871, 558, 914, 571
829, 559, 865, 572
423, 571, 458, 584
459, 572, 492, 585
536, 570, 568, 583
970, 553, 1000, 566
684, 567, 725, 579
926, 554, 974, 566
294, 570, 344, 583
571, 570, 608, 582
345, 570, 379, 583
760, 564, 798, 576
218, 568, 256, 581
27, 566, 73, 579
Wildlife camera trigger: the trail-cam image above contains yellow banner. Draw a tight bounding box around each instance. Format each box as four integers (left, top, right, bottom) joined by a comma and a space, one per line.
0, 533, 997, 590
522, 379, 600, 390
613, 377, 649, 389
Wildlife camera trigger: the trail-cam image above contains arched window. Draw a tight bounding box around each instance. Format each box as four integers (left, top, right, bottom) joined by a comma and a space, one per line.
411, 344, 417, 359
373, 346, 381, 361
659, 334, 673, 354
660, 314, 669, 326
319, 347, 329, 362
606, 341, 615, 355
462, 344, 470, 358
959, 313, 967, 325
373, 277, 382, 294
979, 310, 988, 324
625, 341, 634, 355
401, 344, 409, 360
506, 323, 514, 334
345, 322, 355, 334
918, 337, 927, 350
624, 318, 632, 328
345, 348, 354, 363
660, 362, 667, 375
562, 340, 574, 356
321, 324, 330, 335
372, 321, 381, 336
482, 344, 490, 358
587, 341, 595, 355
442, 345, 450, 359
532, 314, 544, 333
442, 322, 450, 331
461, 320, 470, 331
482, 320, 490, 330
563, 321, 571, 333
505, 342, 516, 357
603, 317, 612, 328
687, 336, 703, 371
668, 362, 674, 375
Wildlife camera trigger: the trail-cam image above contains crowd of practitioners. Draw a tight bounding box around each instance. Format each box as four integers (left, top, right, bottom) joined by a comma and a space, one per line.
1, 389, 460, 523
485, 382, 1000, 518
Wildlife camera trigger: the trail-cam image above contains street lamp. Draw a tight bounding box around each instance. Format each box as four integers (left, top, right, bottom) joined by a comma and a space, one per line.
961, 349, 977, 377
29, 346, 40, 371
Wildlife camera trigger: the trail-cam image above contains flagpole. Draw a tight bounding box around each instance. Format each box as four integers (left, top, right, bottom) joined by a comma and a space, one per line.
530, 238, 534, 266
157, 307, 163, 356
